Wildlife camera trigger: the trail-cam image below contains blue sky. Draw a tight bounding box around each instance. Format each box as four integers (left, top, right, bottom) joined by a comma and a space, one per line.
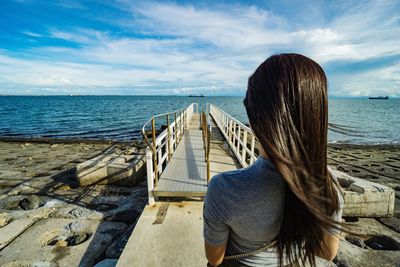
0, 0, 399, 97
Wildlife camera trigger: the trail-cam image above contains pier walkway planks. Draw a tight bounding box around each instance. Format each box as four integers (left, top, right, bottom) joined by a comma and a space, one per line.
153, 113, 240, 198
154, 114, 207, 197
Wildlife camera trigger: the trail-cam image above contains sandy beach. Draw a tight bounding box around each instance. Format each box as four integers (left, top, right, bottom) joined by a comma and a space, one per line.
0, 139, 399, 266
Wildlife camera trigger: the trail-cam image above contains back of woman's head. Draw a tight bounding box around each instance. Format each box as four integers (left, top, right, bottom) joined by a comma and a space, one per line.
244, 53, 341, 266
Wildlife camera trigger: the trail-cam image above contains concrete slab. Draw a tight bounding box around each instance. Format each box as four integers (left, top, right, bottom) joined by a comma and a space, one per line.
117, 202, 207, 267
331, 169, 395, 217
0, 218, 37, 249
0, 219, 127, 267
76, 153, 145, 187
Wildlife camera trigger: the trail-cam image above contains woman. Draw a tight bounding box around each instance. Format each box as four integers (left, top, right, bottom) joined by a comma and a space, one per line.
203, 53, 344, 267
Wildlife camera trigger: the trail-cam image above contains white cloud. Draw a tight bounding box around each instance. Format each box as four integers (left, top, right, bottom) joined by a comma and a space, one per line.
21, 31, 43, 37
129, 2, 291, 49
38, 76, 73, 86
1, 1, 399, 96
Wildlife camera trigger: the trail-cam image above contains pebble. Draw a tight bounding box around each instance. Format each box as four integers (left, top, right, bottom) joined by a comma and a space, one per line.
0, 212, 12, 227
56, 240, 68, 247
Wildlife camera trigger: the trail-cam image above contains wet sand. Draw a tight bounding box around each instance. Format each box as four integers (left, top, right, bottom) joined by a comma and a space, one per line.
0, 139, 399, 266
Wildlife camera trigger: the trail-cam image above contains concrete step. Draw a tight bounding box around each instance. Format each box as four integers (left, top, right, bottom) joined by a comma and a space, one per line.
76, 152, 145, 187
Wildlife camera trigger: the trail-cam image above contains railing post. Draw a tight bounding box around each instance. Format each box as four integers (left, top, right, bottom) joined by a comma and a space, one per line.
242, 130, 248, 166
225, 114, 228, 134
237, 125, 241, 151
151, 117, 158, 186
167, 114, 171, 161
180, 110, 184, 138
207, 127, 210, 183
174, 112, 178, 147
232, 120, 236, 146
250, 135, 255, 164
183, 110, 187, 131
146, 146, 155, 205
228, 119, 232, 145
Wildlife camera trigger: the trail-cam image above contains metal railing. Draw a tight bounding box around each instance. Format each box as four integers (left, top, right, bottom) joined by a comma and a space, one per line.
142, 103, 198, 205
201, 110, 211, 183
209, 104, 257, 168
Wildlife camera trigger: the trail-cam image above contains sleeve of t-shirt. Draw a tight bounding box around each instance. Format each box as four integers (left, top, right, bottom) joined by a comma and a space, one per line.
327, 181, 344, 236
203, 174, 230, 246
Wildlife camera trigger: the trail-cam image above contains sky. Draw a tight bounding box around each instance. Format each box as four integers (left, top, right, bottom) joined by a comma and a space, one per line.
0, 0, 399, 97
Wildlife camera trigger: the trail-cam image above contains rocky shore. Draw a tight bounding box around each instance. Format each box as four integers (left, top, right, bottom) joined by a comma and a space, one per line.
0, 139, 399, 266
0, 139, 148, 266
327, 144, 400, 267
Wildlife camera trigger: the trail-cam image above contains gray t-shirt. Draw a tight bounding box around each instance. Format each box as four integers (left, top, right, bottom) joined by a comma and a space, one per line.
203, 156, 343, 266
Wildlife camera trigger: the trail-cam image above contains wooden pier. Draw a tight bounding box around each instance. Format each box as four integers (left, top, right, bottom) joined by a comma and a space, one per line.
154, 113, 208, 197
140, 103, 245, 204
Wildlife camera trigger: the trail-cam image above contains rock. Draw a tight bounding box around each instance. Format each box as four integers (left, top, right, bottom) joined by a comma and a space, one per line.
334, 238, 400, 267
343, 218, 400, 240
49, 205, 107, 221
364, 235, 400, 250
379, 217, 400, 233
345, 237, 367, 249
105, 224, 136, 259
19, 195, 41, 210
106, 207, 141, 224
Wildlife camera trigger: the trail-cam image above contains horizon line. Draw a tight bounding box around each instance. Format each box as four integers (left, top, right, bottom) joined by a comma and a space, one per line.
1, 94, 398, 98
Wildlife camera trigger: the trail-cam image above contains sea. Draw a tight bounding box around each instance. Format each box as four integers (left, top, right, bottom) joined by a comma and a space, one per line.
0, 96, 398, 145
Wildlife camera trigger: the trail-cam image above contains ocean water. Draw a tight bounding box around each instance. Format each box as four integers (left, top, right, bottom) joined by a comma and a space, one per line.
0, 96, 398, 144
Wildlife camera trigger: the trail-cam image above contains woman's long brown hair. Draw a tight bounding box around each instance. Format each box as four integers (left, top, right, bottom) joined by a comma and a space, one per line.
244, 53, 343, 266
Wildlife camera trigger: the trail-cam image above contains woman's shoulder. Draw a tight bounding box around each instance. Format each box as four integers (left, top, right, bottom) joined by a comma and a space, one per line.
209, 166, 254, 185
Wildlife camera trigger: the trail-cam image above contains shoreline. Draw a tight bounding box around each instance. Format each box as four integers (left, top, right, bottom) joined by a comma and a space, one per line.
1, 136, 399, 148
0, 136, 142, 145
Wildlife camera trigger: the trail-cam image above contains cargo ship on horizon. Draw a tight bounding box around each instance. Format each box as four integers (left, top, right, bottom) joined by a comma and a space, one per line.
369, 96, 389, 99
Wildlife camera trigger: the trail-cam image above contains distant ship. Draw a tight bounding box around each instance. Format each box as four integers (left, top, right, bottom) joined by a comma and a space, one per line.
369, 96, 389, 100
188, 94, 205, 97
